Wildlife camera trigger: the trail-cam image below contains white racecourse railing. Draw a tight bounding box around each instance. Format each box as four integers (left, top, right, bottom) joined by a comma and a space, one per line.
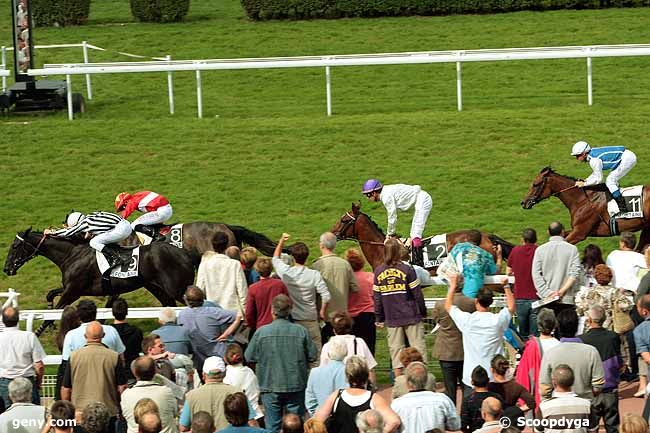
26, 43, 650, 120
5, 275, 512, 365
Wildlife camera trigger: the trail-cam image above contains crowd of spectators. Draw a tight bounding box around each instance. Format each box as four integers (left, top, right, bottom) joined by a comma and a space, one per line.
0, 226, 649, 433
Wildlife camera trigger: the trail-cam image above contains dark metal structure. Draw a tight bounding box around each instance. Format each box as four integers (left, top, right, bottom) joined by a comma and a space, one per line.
1, 0, 84, 113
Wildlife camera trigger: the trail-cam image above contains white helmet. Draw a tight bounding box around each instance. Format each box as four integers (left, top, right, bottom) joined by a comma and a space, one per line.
571, 141, 591, 156
66, 211, 85, 227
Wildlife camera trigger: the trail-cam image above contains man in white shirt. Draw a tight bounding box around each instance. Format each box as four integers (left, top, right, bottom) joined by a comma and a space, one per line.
196, 231, 248, 315
0, 307, 46, 407
606, 232, 647, 292
445, 273, 515, 392
361, 179, 432, 266
272, 233, 330, 356
121, 356, 179, 433
391, 362, 460, 433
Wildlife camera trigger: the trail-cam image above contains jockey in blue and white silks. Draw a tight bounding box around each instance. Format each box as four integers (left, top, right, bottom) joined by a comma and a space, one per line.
571, 141, 637, 214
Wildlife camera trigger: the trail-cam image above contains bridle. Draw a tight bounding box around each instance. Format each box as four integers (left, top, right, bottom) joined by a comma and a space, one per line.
334, 212, 385, 246
11, 233, 46, 269
528, 174, 577, 205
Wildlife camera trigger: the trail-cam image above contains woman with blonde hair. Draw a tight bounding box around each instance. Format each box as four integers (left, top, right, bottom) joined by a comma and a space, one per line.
304, 418, 328, 433
315, 356, 400, 433
620, 413, 649, 433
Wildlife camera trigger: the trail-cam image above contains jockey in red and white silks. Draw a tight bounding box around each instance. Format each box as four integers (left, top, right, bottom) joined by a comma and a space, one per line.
115, 191, 173, 235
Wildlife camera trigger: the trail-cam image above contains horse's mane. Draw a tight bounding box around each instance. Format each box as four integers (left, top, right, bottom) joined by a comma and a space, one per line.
541, 166, 579, 182
360, 212, 385, 236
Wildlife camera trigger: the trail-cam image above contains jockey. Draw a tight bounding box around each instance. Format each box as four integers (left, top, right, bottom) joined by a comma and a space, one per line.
571, 141, 637, 214
115, 191, 173, 238
44, 211, 132, 268
362, 179, 432, 266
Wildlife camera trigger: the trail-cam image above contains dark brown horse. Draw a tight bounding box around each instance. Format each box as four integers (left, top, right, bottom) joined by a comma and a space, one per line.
132, 222, 284, 265
330, 203, 513, 271
521, 167, 650, 250
4, 228, 195, 335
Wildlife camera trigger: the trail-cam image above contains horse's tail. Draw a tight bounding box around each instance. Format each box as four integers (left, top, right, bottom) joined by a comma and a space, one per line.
488, 234, 515, 260
226, 225, 281, 256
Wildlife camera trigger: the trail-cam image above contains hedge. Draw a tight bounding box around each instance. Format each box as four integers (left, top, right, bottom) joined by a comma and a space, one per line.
32, 0, 91, 26
241, 0, 650, 20
130, 0, 191, 23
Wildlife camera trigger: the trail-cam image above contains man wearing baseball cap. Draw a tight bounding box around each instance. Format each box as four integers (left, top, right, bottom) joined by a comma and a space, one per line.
179, 357, 250, 432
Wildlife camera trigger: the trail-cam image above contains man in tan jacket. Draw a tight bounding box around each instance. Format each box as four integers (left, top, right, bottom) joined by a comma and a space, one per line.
312, 232, 359, 342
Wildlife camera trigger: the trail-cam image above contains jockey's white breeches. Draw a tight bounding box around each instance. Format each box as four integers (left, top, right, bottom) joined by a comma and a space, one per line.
89, 219, 133, 251
410, 191, 432, 239
131, 204, 173, 228
606, 150, 637, 194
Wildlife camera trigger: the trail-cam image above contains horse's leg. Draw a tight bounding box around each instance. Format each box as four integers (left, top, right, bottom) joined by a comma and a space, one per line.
35, 289, 83, 336
637, 228, 650, 252
563, 230, 587, 244
145, 284, 176, 307
46, 287, 64, 309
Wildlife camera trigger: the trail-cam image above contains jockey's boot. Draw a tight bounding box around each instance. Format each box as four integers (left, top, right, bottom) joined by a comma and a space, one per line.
411, 237, 424, 267
102, 245, 123, 269
615, 195, 629, 215
134, 224, 158, 240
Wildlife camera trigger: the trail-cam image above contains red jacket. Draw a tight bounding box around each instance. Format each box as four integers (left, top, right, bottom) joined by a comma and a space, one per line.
515, 337, 543, 407
121, 191, 169, 218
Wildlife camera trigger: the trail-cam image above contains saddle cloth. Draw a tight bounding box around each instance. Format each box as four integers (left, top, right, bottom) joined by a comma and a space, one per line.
607, 185, 643, 218
136, 223, 183, 248
422, 234, 448, 269
96, 247, 140, 278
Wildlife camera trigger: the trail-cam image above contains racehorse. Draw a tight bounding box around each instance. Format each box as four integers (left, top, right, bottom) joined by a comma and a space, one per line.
330, 203, 513, 271
4, 228, 195, 335
521, 167, 650, 250
134, 222, 284, 265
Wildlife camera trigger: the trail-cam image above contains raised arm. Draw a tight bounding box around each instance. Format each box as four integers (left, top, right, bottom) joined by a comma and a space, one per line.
273, 233, 290, 258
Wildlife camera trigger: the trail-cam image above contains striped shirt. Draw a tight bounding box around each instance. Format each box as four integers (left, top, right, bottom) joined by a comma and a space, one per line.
534, 391, 597, 433
53, 212, 125, 237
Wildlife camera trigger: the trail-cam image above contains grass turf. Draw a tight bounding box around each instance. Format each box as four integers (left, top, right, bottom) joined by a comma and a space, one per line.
2, 0, 650, 379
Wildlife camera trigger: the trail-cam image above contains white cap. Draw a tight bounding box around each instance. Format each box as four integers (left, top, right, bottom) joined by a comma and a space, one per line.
66, 211, 84, 227
571, 141, 591, 156
203, 356, 226, 375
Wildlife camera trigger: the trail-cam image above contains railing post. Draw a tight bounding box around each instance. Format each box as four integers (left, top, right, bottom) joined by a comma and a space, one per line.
325, 65, 332, 116
66, 75, 74, 120
196, 70, 203, 119
82, 41, 92, 100
167, 55, 174, 115
25, 313, 34, 333
456, 59, 463, 112
1, 46, 6, 93
586, 50, 593, 106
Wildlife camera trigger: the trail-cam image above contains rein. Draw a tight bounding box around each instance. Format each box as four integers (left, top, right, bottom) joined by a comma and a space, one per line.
551, 185, 578, 197
14, 233, 47, 266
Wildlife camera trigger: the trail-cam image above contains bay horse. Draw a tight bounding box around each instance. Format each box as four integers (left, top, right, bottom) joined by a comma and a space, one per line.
330, 203, 513, 272
521, 167, 650, 250
4, 228, 195, 335
135, 222, 284, 265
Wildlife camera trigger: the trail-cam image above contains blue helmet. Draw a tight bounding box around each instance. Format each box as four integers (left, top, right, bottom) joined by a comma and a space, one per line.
362, 179, 383, 194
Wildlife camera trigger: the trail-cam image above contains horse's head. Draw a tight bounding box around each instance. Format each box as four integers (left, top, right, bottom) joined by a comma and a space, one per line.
4, 228, 42, 276
521, 167, 556, 209
331, 203, 362, 241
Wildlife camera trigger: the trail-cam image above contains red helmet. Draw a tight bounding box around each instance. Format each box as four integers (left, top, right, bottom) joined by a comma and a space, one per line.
115, 192, 132, 211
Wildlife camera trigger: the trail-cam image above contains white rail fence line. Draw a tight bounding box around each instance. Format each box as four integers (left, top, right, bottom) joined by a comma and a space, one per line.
2, 275, 513, 365
26, 43, 650, 120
